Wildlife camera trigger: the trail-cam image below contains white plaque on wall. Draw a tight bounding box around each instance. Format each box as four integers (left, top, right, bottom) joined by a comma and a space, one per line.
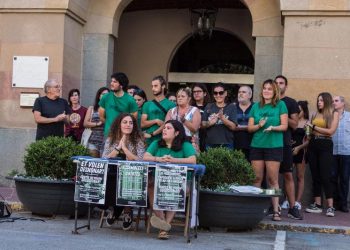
12, 56, 49, 88
20, 93, 40, 107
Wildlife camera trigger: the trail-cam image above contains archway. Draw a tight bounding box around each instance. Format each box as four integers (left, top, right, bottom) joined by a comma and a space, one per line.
167, 29, 254, 101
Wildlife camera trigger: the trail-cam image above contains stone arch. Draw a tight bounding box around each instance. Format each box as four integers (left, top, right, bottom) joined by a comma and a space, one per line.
166, 27, 255, 76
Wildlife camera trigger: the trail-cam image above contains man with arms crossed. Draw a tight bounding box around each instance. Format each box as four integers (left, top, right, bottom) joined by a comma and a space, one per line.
276, 75, 303, 220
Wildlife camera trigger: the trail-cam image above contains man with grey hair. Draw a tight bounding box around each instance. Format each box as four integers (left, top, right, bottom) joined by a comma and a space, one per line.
234, 85, 253, 160
332, 95, 350, 212
32, 79, 71, 140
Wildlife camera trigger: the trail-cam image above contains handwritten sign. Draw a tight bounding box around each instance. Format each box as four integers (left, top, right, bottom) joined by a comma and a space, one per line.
116, 162, 148, 207
153, 165, 187, 212
74, 159, 108, 204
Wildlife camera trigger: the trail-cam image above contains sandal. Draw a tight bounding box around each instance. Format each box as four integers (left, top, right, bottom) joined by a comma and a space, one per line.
150, 215, 171, 231
272, 212, 281, 221
158, 230, 170, 240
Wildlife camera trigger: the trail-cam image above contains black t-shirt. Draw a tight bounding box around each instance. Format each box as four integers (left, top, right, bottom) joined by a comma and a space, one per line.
32, 96, 71, 140
281, 96, 299, 146
202, 103, 237, 145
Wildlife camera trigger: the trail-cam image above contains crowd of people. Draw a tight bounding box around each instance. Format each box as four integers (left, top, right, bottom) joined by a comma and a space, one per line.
32, 72, 349, 239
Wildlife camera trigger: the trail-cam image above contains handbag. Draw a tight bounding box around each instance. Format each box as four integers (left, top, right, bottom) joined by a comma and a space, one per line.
80, 107, 94, 147
81, 128, 92, 147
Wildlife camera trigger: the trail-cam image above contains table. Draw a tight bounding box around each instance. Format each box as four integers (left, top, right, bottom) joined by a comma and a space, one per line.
71, 156, 205, 243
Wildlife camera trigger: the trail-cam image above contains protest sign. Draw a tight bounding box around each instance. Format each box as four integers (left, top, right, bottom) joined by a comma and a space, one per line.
116, 161, 148, 207
74, 159, 108, 204
154, 164, 187, 212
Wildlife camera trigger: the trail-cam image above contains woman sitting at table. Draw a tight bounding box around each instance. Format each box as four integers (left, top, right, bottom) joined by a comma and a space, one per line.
102, 113, 146, 231
143, 119, 196, 240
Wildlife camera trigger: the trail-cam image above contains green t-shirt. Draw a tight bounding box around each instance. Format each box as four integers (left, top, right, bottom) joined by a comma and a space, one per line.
99, 92, 138, 136
249, 100, 288, 148
146, 140, 196, 158
142, 98, 176, 144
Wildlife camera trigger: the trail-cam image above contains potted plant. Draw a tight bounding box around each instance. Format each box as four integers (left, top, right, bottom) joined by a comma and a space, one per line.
198, 147, 275, 230
14, 136, 90, 216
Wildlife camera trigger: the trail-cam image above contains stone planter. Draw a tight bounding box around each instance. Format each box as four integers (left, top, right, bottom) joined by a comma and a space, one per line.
14, 176, 86, 216
199, 190, 274, 230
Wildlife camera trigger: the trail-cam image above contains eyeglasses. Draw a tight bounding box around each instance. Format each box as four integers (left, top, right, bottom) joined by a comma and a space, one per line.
213, 91, 225, 96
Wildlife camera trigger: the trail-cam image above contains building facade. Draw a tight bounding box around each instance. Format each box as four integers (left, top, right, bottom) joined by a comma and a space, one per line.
1, 0, 350, 190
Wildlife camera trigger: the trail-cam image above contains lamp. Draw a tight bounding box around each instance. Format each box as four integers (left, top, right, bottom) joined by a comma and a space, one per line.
190, 2, 218, 38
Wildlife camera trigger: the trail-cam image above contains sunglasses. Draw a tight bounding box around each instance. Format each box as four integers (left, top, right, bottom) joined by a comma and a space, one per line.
213, 91, 225, 96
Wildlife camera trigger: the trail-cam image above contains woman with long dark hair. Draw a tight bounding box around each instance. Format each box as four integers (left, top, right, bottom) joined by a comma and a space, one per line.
133, 89, 147, 128
65, 89, 87, 142
83, 87, 109, 157
102, 113, 146, 231
248, 79, 288, 221
291, 100, 310, 209
191, 83, 211, 151
143, 120, 196, 240
305, 92, 339, 217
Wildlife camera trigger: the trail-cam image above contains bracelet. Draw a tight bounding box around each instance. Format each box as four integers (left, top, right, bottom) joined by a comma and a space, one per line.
114, 147, 120, 154
312, 125, 316, 130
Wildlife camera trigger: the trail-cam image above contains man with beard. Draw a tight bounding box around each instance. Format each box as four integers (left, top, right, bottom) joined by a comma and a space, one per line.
99, 72, 138, 136
275, 75, 303, 220
141, 75, 176, 145
234, 85, 253, 160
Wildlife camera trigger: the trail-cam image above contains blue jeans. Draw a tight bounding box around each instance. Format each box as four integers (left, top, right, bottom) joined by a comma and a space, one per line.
206, 143, 234, 150
332, 155, 350, 207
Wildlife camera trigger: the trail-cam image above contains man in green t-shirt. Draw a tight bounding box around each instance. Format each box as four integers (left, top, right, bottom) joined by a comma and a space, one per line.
141, 75, 176, 145
99, 72, 138, 136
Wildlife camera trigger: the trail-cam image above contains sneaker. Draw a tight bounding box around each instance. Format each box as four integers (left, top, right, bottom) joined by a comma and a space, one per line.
305, 203, 322, 213
281, 200, 290, 210
122, 210, 133, 231
295, 201, 302, 210
288, 206, 303, 220
106, 207, 116, 226
326, 207, 335, 217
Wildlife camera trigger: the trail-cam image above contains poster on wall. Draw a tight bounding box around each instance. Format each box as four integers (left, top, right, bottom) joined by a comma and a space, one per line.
153, 164, 187, 212
116, 161, 148, 207
74, 159, 108, 204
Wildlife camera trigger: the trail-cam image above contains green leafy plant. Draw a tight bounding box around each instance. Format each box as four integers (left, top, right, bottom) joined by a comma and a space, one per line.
198, 147, 255, 191
23, 136, 90, 179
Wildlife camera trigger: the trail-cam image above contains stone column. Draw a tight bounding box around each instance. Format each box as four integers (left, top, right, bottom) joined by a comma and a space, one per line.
252, 36, 283, 101
81, 33, 115, 106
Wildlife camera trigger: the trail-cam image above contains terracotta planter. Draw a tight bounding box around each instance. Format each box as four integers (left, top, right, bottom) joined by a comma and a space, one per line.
14, 176, 87, 216
199, 190, 273, 230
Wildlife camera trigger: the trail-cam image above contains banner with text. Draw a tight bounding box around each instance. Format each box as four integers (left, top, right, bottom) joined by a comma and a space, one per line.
74, 159, 108, 204
154, 164, 187, 212
116, 161, 148, 207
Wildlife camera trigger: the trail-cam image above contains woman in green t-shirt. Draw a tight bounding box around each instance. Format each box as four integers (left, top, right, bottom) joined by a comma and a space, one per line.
143, 120, 196, 239
248, 79, 288, 221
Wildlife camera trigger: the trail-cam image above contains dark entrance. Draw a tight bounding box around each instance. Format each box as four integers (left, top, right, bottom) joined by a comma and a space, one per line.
168, 30, 254, 102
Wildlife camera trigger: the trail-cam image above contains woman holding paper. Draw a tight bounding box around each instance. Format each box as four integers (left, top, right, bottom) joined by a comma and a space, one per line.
102, 113, 146, 231
143, 120, 196, 240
